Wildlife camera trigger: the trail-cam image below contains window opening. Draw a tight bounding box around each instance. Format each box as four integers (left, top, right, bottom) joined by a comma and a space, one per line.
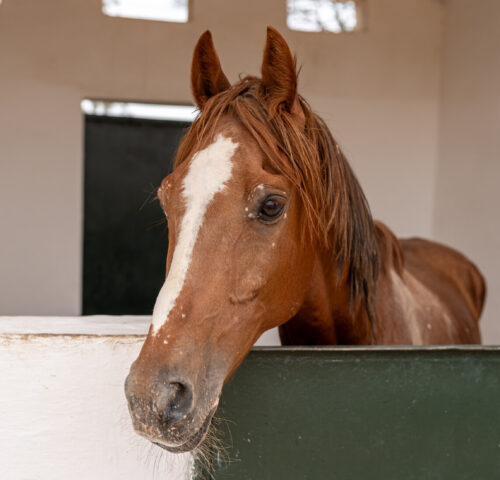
287, 0, 361, 33
102, 0, 189, 23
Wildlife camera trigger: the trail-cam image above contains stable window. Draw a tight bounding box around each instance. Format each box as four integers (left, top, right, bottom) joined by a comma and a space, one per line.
287, 0, 362, 33
102, 0, 189, 23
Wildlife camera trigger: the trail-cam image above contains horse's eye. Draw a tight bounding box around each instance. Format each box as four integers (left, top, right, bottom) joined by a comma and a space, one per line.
258, 195, 286, 223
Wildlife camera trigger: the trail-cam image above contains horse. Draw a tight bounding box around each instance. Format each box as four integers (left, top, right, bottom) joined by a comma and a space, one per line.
125, 27, 485, 454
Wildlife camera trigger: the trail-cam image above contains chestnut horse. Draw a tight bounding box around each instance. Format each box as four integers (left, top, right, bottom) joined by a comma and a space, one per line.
125, 27, 485, 453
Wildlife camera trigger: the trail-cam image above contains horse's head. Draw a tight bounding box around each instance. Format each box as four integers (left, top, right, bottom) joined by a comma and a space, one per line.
125, 27, 377, 452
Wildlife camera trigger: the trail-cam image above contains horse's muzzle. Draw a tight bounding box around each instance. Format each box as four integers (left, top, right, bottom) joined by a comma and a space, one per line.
124, 366, 216, 452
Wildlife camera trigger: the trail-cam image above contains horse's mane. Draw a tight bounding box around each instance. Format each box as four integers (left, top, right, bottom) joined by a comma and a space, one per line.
174, 76, 380, 324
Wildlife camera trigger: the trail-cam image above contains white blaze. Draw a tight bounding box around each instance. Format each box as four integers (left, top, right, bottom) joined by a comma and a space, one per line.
151, 134, 238, 333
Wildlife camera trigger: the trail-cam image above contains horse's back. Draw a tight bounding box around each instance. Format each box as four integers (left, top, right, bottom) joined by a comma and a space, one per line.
400, 237, 485, 341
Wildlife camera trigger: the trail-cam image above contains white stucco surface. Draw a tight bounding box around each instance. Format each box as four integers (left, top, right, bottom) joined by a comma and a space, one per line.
0, 316, 279, 479
0, 317, 186, 480
0, 315, 151, 335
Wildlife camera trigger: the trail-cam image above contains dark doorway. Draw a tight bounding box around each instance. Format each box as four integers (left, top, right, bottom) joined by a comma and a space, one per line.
82, 114, 191, 315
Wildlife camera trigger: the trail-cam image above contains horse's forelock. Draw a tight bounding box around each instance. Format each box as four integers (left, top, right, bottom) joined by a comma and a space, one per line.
174, 76, 380, 325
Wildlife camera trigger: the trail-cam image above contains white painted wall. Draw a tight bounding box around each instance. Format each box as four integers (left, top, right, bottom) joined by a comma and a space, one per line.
0, 0, 443, 315
434, 0, 500, 344
0, 318, 192, 480
0, 315, 279, 480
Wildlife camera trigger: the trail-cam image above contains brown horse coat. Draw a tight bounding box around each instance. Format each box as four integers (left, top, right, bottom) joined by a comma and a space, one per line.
125, 27, 485, 454
281, 221, 484, 346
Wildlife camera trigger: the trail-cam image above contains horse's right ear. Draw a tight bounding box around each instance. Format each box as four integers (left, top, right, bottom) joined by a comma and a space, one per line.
191, 30, 231, 110
261, 26, 298, 115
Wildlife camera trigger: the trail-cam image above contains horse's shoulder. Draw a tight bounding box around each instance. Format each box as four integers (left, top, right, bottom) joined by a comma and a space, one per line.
399, 236, 486, 322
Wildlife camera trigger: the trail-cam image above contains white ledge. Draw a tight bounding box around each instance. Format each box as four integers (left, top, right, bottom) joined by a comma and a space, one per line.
0, 315, 151, 335
0, 315, 281, 344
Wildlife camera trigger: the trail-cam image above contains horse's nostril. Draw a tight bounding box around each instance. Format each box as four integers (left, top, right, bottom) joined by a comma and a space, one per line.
156, 380, 193, 425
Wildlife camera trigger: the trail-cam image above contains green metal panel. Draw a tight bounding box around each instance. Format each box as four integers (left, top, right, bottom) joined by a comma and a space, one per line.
195, 347, 500, 479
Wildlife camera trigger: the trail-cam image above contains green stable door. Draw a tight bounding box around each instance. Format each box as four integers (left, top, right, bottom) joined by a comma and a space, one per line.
196, 347, 500, 479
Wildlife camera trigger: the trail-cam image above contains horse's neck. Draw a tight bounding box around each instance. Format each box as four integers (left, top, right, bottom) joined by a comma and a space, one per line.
279, 250, 374, 346
279, 221, 404, 346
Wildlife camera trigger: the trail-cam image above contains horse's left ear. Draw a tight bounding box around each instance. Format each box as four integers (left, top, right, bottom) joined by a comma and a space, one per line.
261, 26, 298, 115
191, 30, 231, 109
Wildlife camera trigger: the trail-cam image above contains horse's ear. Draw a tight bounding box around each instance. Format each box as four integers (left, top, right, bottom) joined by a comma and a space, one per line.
191, 30, 231, 109
261, 26, 298, 115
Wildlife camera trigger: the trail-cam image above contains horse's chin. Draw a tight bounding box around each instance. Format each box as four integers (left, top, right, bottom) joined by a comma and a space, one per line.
153, 407, 216, 454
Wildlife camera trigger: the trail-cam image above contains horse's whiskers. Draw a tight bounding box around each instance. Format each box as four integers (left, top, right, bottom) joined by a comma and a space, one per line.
192, 417, 236, 478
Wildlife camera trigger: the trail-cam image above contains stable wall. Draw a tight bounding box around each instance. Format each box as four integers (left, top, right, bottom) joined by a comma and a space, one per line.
0, 315, 278, 480
0, 0, 443, 317
0, 317, 192, 480
434, 0, 500, 343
